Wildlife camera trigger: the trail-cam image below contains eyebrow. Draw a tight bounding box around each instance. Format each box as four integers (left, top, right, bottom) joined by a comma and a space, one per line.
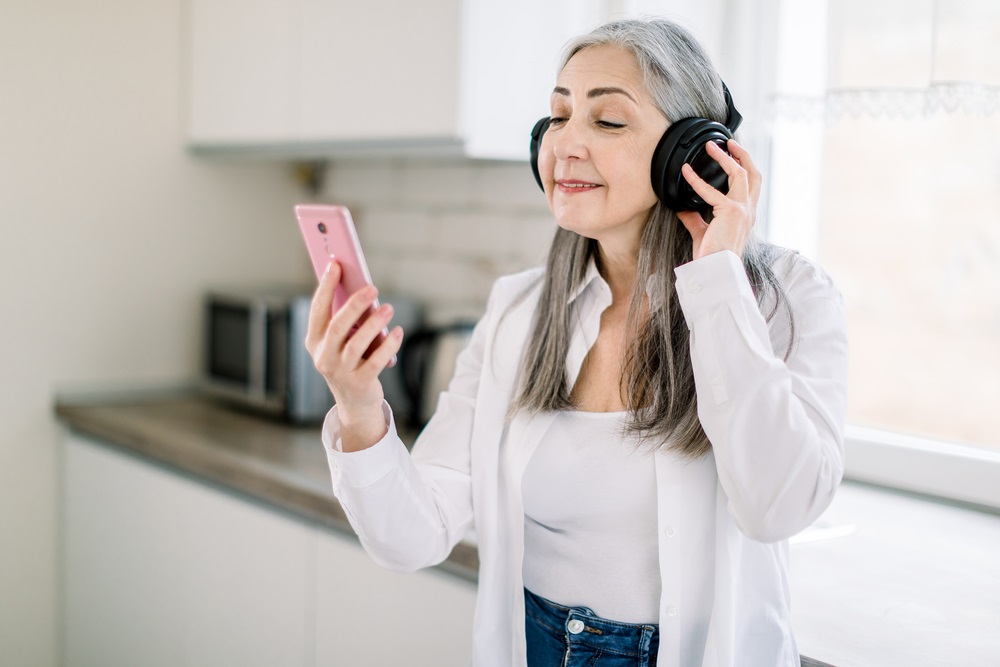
552, 86, 638, 104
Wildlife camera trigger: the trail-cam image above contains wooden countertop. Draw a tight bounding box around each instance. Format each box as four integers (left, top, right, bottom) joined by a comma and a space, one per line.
55, 392, 479, 583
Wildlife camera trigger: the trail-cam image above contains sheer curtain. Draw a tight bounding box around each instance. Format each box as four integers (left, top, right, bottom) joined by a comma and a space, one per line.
762, 0, 1000, 505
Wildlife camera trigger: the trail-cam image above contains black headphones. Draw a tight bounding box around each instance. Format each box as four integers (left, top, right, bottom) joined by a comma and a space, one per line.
530, 83, 743, 215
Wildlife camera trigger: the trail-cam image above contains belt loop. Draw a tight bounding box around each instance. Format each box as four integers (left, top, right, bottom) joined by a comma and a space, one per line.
640, 624, 655, 665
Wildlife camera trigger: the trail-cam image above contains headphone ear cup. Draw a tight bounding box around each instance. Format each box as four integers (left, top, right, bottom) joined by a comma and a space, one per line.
529, 117, 551, 192
651, 118, 734, 214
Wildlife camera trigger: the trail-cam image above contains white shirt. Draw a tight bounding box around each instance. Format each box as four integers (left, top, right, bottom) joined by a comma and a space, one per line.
323, 249, 849, 666
521, 410, 662, 624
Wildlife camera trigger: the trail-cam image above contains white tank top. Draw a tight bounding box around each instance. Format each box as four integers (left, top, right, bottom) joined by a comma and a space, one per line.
521, 410, 660, 624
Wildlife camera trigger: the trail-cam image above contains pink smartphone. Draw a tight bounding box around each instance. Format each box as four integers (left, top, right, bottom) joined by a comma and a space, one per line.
294, 204, 394, 366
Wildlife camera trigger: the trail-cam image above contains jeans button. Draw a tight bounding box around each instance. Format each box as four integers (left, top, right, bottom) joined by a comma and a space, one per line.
568, 619, 585, 634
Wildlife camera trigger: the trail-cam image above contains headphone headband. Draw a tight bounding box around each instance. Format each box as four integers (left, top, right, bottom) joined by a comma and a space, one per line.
722, 82, 742, 135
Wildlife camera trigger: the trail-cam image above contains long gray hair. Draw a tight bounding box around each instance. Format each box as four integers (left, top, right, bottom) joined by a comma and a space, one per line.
510, 18, 794, 458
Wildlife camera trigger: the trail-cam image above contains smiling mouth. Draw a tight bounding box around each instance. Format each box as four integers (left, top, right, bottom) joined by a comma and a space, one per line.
556, 180, 601, 192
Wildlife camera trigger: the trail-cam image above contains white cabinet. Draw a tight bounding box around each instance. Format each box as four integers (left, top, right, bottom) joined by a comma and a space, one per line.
296, 0, 463, 144
187, 0, 463, 148
186, 0, 744, 160
185, 0, 601, 159
62, 434, 477, 666
62, 435, 315, 666
314, 530, 476, 665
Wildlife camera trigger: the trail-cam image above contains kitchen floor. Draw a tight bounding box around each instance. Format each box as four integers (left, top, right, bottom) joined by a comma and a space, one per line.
790, 480, 1000, 666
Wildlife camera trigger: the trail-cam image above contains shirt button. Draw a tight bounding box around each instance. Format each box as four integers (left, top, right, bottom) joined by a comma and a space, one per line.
568, 619, 585, 634
664, 527, 676, 537
688, 280, 703, 294
667, 607, 678, 617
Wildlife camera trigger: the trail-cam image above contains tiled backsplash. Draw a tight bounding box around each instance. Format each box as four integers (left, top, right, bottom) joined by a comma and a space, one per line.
321, 159, 555, 324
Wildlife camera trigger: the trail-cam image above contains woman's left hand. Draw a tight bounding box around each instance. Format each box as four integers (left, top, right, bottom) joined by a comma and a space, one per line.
676, 139, 762, 261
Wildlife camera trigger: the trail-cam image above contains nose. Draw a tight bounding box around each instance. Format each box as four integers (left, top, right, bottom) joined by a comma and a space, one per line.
551, 116, 588, 162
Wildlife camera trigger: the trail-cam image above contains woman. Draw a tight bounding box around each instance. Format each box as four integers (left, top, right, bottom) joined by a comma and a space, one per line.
306, 18, 848, 667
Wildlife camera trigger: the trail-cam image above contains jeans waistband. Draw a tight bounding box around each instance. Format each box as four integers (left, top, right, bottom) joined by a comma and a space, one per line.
524, 587, 659, 655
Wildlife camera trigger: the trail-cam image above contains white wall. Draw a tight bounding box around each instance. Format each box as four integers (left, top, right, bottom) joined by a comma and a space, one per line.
320, 159, 555, 325
0, 1, 309, 663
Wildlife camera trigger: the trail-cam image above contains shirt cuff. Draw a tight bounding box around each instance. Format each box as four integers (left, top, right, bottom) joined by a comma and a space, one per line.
322, 401, 403, 488
674, 250, 756, 329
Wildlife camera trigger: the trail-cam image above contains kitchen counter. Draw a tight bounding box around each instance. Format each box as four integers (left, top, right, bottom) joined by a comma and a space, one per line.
54, 391, 479, 582
55, 391, 1000, 666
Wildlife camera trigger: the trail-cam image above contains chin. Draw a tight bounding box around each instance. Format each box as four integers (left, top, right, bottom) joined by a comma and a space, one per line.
553, 216, 602, 240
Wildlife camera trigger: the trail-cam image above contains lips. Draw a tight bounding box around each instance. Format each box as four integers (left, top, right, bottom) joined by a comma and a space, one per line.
555, 179, 602, 193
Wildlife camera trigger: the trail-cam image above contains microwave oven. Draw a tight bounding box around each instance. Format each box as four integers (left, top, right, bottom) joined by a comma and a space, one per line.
202, 288, 333, 423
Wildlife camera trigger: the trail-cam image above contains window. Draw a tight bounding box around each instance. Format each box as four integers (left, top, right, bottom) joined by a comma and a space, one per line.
766, 0, 1000, 508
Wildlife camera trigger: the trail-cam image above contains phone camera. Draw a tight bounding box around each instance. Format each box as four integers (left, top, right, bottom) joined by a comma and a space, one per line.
317, 222, 327, 234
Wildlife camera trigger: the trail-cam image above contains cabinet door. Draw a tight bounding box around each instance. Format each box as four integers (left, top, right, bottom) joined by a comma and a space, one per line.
62, 435, 314, 667
187, 0, 298, 143
314, 529, 477, 666
298, 0, 462, 142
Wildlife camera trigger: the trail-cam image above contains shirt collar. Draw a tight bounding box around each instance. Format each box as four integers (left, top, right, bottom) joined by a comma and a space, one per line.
566, 256, 661, 306
568, 256, 608, 306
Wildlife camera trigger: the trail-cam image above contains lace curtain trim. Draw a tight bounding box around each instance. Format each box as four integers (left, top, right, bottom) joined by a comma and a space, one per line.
771, 81, 1000, 121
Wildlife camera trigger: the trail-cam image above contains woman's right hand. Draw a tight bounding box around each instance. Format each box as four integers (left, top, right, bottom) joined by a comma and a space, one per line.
305, 260, 404, 451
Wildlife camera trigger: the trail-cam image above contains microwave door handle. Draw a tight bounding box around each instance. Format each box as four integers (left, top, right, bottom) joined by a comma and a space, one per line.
248, 302, 267, 401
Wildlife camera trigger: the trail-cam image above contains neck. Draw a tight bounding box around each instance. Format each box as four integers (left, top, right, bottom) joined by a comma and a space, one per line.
596, 235, 640, 304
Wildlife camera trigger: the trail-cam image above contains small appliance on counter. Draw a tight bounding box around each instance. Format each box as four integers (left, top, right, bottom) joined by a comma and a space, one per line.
203, 287, 329, 423
202, 287, 424, 424
399, 321, 476, 428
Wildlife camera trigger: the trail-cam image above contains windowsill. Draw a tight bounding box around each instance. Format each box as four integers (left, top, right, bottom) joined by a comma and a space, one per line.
843, 424, 1000, 511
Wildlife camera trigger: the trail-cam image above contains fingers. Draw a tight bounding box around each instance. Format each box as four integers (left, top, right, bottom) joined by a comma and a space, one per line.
704, 141, 749, 195
725, 139, 762, 200
676, 209, 708, 250
360, 326, 404, 376
676, 208, 707, 236
342, 302, 394, 365
681, 161, 728, 209
681, 141, 754, 209
316, 284, 402, 374
327, 284, 379, 341
306, 261, 340, 350
680, 140, 760, 261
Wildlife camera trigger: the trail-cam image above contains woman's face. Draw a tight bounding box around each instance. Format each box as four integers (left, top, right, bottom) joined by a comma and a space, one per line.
538, 45, 669, 247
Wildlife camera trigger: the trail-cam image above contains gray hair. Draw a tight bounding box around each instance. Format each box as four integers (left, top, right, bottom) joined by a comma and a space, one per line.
510, 18, 794, 458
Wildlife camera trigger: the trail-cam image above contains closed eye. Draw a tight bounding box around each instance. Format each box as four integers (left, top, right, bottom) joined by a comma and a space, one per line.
597, 120, 625, 129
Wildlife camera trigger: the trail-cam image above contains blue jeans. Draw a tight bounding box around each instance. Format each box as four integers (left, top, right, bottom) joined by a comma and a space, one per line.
524, 588, 659, 666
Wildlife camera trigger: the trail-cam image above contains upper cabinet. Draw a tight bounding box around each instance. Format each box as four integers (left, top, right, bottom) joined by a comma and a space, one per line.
185, 0, 592, 160
186, 0, 463, 153
184, 0, 733, 161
